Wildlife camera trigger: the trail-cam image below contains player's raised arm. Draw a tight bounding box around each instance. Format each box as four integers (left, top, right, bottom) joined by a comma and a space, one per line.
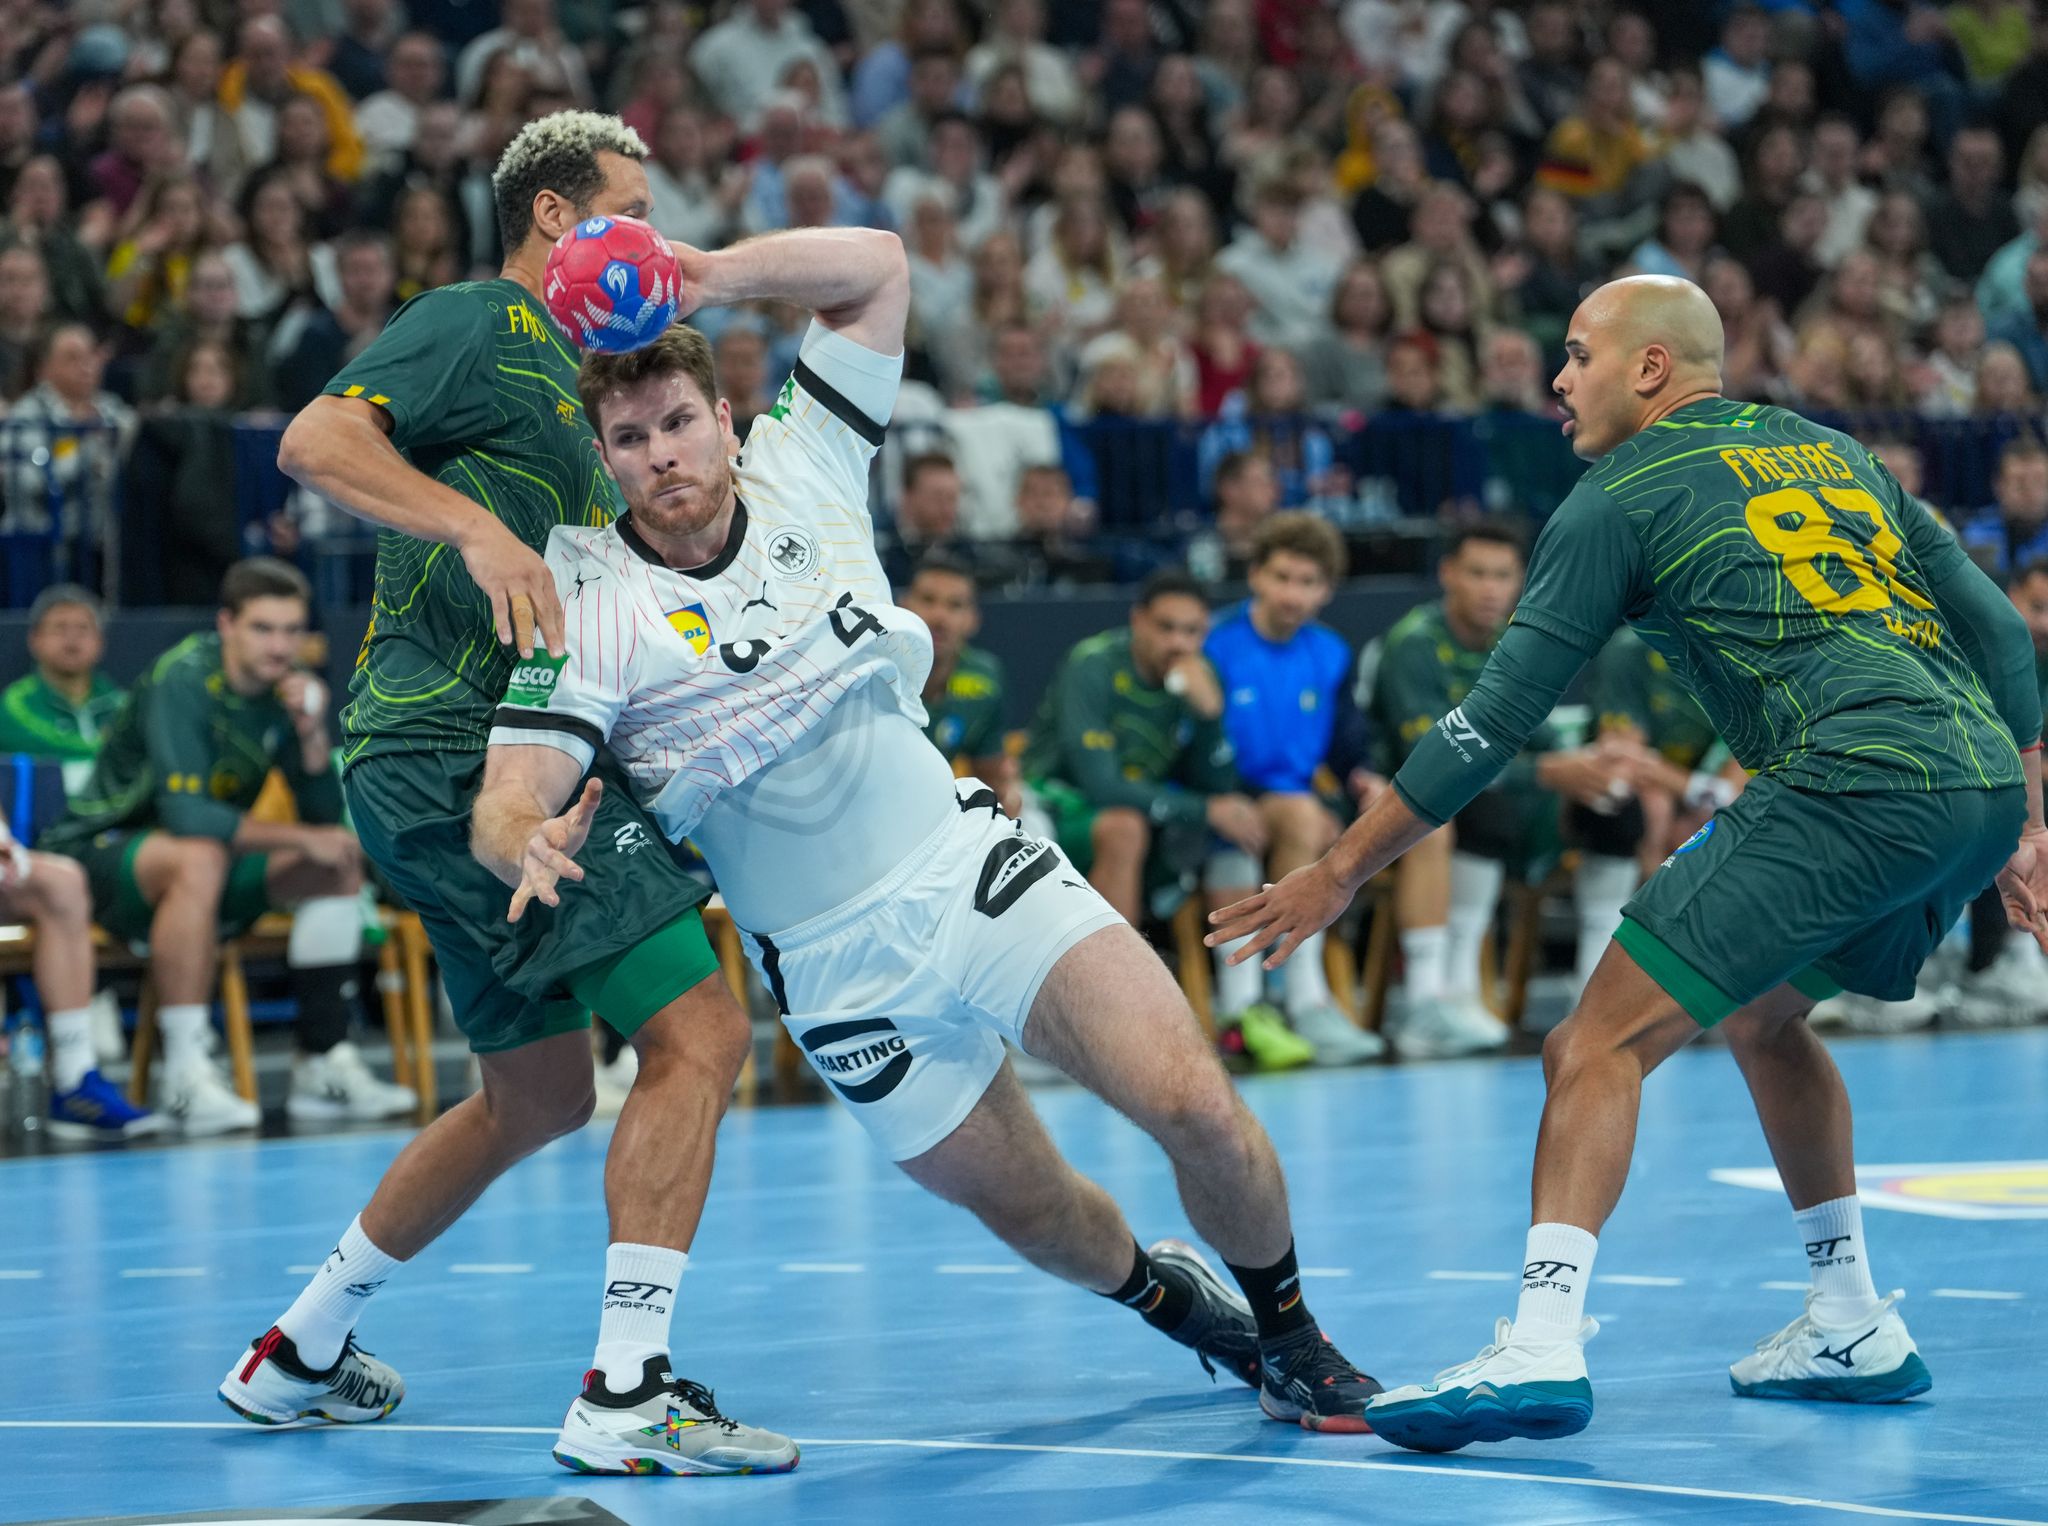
673, 226, 909, 358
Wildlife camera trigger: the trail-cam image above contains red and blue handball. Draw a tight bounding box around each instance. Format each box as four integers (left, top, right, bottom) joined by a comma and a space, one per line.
543, 214, 683, 354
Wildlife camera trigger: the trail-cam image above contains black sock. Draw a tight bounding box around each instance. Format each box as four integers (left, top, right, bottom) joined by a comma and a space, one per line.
1101, 1240, 1193, 1333
1225, 1240, 1315, 1343
292, 964, 358, 1055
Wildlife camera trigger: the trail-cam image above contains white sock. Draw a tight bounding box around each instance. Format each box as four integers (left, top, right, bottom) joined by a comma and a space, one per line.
1794, 1195, 1881, 1324
1574, 854, 1639, 991
157, 1004, 213, 1071
287, 894, 364, 965
46, 1006, 95, 1091
1444, 852, 1504, 1001
1283, 928, 1334, 1012
595, 1243, 688, 1389
278, 1214, 404, 1369
1400, 926, 1448, 1004
1214, 935, 1266, 1016
1514, 1222, 1598, 1336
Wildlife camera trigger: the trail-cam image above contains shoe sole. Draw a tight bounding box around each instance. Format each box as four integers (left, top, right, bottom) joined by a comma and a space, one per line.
286, 1096, 416, 1122
174, 1114, 261, 1137
46, 1117, 169, 1142
1146, 1238, 1262, 1390
1366, 1378, 1593, 1453
1731, 1353, 1932, 1404
218, 1382, 402, 1428
551, 1436, 800, 1477
1259, 1389, 1373, 1434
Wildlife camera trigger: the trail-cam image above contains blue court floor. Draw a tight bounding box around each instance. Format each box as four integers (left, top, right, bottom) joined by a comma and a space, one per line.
3, 1027, 2046, 1525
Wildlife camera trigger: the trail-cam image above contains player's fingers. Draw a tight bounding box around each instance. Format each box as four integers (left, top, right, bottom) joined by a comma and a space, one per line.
536, 582, 566, 659
1206, 892, 1264, 930
488, 585, 512, 647
570, 777, 603, 822
510, 592, 536, 659
535, 845, 583, 880
508, 884, 533, 923
1264, 928, 1306, 971
1225, 921, 1277, 964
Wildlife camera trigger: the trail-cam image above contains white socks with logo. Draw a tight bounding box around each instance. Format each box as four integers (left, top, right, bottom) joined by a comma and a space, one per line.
1400, 926, 1448, 1003
1443, 852, 1504, 1003
158, 1003, 213, 1073
1514, 1222, 1599, 1338
595, 1243, 687, 1389
279, 1214, 404, 1370
1795, 1195, 1882, 1325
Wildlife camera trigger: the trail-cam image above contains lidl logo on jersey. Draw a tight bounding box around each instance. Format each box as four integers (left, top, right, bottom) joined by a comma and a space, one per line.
667, 603, 713, 655
505, 653, 566, 706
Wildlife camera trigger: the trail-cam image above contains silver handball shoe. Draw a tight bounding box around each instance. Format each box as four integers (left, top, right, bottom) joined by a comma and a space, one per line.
554, 1356, 799, 1476
219, 1327, 403, 1426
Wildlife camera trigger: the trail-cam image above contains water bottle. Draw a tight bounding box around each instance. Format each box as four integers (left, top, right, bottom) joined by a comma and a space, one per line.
7, 1019, 46, 1136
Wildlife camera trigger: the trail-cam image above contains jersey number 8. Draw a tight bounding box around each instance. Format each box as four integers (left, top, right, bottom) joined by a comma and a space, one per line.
1743, 485, 1936, 618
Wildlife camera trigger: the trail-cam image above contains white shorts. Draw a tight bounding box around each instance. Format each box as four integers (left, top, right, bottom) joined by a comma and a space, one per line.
737, 777, 1124, 1161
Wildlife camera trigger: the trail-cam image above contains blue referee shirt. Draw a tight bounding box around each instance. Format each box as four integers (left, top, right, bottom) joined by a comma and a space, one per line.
1205, 602, 1363, 794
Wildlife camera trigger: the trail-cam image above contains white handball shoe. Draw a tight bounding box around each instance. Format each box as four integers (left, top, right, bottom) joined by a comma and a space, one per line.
553, 1355, 799, 1476
1389, 997, 1509, 1060
219, 1326, 404, 1426
287, 1041, 417, 1122
1365, 1315, 1598, 1452
160, 1055, 261, 1135
1948, 941, 2048, 1029
1287, 1001, 1386, 1065
1730, 1290, 1932, 1403
591, 1046, 639, 1120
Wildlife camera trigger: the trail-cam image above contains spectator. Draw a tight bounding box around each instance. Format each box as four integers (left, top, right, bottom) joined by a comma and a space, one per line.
1149, 54, 1234, 217
972, 62, 1041, 172
355, 32, 447, 164
1626, 181, 1720, 282
940, 229, 1030, 399
1003, 461, 1112, 587
132, 340, 245, 603
165, 30, 251, 200
1216, 178, 1341, 350
1, 323, 137, 574
877, 46, 967, 171
0, 239, 49, 399
850, 0, 971, 130
454, 0, 594, 109
1416, 259, 1489, 412
1914, 295, 1986, 415
691, 0, 849, 129
1979, 194, 2048, 331
944, 323, 1094, 536
906, 194, 974, 367
1302, 257, 1393, 414
1807, 115, 1879, 269
1720, 124, 1807, 267
1131, 186, 1218, 312
0, 585, 123, 764
1200, 347, 1339, 508
1204, 511, 1384, 1065
328, 0, 403, 102
1222, 65, 1306, 191
1475, 327, 1580, 516
1962, 435, 2048, 574
357, 101, 482, 270
1516, 0, 1585, 134
883, 112, 1007, 252
1703, 252, 1790, 401
37, 558, 412, 1130
1347, 119, 1430, 253
967, 0, 1085, 127
1951, 0, 2033, 87
4, 159, 110, 324
1703, 4, 1772, 131
1499, 186, 1594, 356
1840, 0, 1967, 146
1207, 449, 1280, 575
1748, 189, 1829, 319
1991, 247, 2048, 391
1103, 105, 1172, 241
1866, 86, 1937, 201
1085, 0, 1163, 116
138, 249, 269, 410
1192, 0, 1260, 126
90, 86, 179, 221
270, 229, 395, 412
1748, 57, 1819, 145
219, 17, 365, 184
643, 109, 742, 252
1019, 572, 1271, 1051
1024, 194, 1124, 354
0, 83, 34, 207
1797, 246, 1899, 353
712, 324, 775, 442
270, 93, 357, 241
1661, 65, 1742, 213
1381, 181, 1492, 328
1976, 338, 2039, 414
1077, 274, 1195, 420
1927, 125, 2021, 282
104, 172, 217, 336
900, 550, 1021, 814
882, 451, 968, 582
1534, 57, 1658, 211
226, 167, 339, 322
1381, 328, 1446, 413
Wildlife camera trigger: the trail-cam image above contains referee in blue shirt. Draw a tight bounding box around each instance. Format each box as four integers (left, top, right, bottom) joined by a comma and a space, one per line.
1205, 513, 1386, 1064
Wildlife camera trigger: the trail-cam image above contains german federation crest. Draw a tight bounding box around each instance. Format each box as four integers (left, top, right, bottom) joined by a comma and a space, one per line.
765, 526, 820, 580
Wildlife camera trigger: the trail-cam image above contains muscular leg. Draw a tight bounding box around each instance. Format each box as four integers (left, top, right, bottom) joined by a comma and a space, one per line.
4, 853, 94, 1010
606, 971, 752, 1249
131, 834, 230, 1004
1721, 991, 1857, 1211
899, 1059, 1135, 1292
1023, 924, 1292, 1268
1088, 807, 1148, 926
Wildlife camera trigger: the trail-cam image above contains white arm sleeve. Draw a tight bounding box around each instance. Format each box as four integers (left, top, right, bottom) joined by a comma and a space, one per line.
486, 539, 638, 771
758, 320, 903, 505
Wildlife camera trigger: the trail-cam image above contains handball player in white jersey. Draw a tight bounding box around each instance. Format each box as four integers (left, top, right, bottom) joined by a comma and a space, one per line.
472, 224, 1380, 1431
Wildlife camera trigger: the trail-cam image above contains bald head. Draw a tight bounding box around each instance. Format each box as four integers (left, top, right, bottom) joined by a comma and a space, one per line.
1554, 276, 1726, 459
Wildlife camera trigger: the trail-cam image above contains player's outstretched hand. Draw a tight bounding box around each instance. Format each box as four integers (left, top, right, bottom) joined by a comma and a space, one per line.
509, 778, 602, 923
1996, 825, 2048, 952
460, 516, 564, 658
1204, 859, 1352, 971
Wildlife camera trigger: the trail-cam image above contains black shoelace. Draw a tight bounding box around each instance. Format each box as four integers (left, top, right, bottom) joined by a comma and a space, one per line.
670, 1377, 742, 1433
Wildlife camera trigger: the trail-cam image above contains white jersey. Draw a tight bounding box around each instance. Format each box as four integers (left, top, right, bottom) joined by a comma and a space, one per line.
488, 322, 934, 861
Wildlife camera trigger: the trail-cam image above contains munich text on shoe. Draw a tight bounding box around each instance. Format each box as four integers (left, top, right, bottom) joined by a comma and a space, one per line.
1146, 1237, 1261, 1388
553, 1355, 799, 1476
219, 1327, 403, 1426
1258, 1325, 1384, 1433
47, 1069, 167, 1141
1730, 1290, 1932, 1403
1364, 1316, 1597, 1453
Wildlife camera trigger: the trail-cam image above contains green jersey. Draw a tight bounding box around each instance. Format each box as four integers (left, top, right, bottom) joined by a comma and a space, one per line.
924, 645, 1007, 763
1365, 599, 1557, 782
41, 634, 342, 850
2037, 647, 2048, 733
1586, 628, 1718, 771
1022, 630, 1237, 827
0, 671, 123, 761
1516, 398, 2022, 794
329, 279, 620, 764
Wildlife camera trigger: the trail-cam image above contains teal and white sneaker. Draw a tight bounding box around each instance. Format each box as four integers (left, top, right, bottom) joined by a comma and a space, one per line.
1730, 1290, 1931, 1403
1364, 1316, 1597, 1452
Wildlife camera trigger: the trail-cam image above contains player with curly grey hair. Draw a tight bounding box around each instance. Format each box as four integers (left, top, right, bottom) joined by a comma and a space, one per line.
215, 112, 797, 1476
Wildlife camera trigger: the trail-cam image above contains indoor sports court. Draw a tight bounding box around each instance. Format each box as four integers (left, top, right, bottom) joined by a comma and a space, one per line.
5, 1025, 2043, 1526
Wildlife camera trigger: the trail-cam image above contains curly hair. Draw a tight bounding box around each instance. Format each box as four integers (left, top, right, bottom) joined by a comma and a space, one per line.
491, 111, 647, 253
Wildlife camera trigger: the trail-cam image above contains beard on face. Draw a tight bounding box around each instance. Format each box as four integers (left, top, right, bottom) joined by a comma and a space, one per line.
628, 455, 734, 537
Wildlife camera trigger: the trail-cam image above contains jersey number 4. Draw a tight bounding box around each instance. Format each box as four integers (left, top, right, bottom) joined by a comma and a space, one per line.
718, 592, 884, 674
1743, 486, 1935, 617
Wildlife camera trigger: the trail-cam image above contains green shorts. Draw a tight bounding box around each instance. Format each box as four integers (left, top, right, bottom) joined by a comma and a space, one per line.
345, 749, 719, 1054
1616, 776, 2027, 1027
65, 829, 273, 945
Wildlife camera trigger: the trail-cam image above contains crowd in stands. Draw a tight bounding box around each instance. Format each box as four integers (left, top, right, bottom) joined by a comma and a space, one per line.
11, 2, 2048, 592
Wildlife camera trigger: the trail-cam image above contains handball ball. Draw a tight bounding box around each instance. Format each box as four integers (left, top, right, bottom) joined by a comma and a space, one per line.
543, 214, 681, 353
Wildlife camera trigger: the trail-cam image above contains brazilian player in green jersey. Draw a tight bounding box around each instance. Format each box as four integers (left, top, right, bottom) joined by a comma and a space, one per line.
0, 586, 123, 770
899, 550, 1019, 816
1214, 275, 2048, 1453
217, 113, 792, 1473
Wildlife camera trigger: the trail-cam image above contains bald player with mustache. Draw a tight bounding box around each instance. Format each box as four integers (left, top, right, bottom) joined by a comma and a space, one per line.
1212, 275, 2048, 1452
